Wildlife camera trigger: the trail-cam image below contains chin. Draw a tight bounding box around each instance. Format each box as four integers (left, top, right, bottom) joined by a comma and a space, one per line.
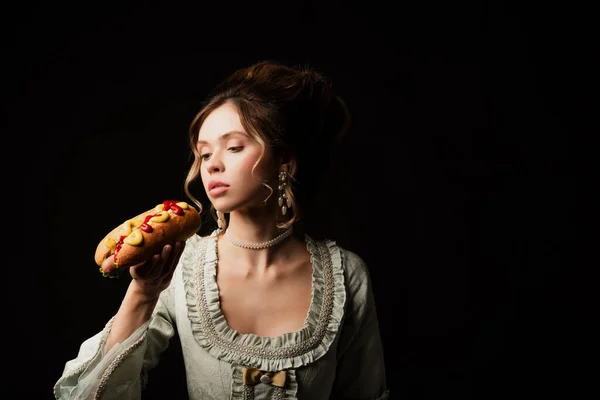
211, 199, 239, 214
214, 198, 268, 214
212, 187, 271, 213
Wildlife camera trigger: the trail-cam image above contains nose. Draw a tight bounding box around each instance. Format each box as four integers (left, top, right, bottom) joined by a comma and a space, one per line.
204, 152, 224, 174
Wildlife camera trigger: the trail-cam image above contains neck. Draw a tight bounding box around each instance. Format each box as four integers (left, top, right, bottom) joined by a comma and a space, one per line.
217, 228, 299, 272
225, 226, 293, 249
223, 209, 284, 243
216, 211, 298, 270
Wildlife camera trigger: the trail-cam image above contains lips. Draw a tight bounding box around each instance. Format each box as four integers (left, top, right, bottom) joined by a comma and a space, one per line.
208, 181, 229, 191
207, 181, 230, 196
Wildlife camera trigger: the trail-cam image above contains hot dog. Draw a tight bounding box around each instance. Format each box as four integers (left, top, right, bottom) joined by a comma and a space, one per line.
95, 200, 202, 277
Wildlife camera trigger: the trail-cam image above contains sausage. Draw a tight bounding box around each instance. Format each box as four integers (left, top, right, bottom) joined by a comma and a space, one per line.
94, 200, 201, 277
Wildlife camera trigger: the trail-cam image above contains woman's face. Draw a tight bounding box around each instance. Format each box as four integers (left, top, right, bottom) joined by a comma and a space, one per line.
197, 102, 276, 213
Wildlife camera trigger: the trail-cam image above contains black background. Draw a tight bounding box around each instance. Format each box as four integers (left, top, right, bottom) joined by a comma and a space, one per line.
6, 1, 595, 399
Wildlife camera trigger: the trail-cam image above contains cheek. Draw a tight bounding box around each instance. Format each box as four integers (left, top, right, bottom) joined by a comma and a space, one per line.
249, 157, 276, 181
239, 150, 271, 177
240, 157, 258, 172
199, 167, 209, 182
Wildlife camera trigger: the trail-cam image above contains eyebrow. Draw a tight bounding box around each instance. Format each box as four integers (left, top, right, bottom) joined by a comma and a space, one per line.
197, 130, 246, 145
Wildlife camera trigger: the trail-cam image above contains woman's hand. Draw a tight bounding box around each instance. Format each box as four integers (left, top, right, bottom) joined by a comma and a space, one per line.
102, 241, 185, 352
102, 241, 185, 301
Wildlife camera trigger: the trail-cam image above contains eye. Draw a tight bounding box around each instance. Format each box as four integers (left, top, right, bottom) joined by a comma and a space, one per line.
228, 146, 243, 152
200, 153, 211, 161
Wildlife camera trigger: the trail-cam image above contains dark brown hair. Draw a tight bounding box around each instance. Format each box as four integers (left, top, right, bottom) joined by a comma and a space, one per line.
184, 60, 350, 230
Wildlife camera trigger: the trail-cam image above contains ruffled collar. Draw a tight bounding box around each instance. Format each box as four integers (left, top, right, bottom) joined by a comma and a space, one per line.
182, 230, 346, 371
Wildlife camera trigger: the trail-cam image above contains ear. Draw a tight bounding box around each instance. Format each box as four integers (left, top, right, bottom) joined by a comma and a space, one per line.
277, 151, 295, 173
279, 158, 296, 176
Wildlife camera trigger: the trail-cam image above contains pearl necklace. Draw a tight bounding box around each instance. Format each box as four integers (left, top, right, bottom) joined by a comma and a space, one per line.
224, 227, 293, 250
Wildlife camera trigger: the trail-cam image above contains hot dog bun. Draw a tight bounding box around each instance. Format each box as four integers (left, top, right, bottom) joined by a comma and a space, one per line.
95, 200, 201, 277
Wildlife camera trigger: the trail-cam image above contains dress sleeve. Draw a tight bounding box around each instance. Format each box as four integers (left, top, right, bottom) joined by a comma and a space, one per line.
53, 284, 177, 400
331, 250, 390, 399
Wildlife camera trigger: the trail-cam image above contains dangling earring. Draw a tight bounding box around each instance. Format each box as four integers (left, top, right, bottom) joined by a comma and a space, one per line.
278, 171, 292, 216
216, 210, 225, 229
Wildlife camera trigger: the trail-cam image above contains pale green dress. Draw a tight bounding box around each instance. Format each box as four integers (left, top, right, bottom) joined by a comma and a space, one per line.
54, 230, 389, 399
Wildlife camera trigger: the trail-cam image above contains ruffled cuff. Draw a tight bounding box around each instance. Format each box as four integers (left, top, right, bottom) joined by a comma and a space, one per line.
54, 317, 115, 399
54, 317, 151, 399
76, 320, 151, 398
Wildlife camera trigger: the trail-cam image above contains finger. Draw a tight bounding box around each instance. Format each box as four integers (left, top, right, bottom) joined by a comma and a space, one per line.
159, 243, 174, 263
101, 255, 116, 274
129, 242, 180, 282
129, 256, 157, 280
153, 244, 174, 276
144, 242, 182, 285
164, 241, 185, 279
172, 241, 186, 266
140, 244, 174, 281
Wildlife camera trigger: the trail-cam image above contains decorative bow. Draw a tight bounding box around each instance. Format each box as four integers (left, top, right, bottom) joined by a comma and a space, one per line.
242, 368, 287, 387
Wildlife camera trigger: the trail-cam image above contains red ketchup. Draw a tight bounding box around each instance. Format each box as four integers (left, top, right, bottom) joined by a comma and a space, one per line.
113, 200, 183, 265
163, 200, 184, 216
114, 235, 127, 264
140, 214, 155, 233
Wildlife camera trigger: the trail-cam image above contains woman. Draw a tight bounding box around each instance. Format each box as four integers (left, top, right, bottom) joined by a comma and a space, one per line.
54, 60, 389, 399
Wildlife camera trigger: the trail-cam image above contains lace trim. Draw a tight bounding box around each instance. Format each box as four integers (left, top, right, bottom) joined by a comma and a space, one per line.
95, 324, 148, 399
52, 316, 115, 398
183, 231, 346, 371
